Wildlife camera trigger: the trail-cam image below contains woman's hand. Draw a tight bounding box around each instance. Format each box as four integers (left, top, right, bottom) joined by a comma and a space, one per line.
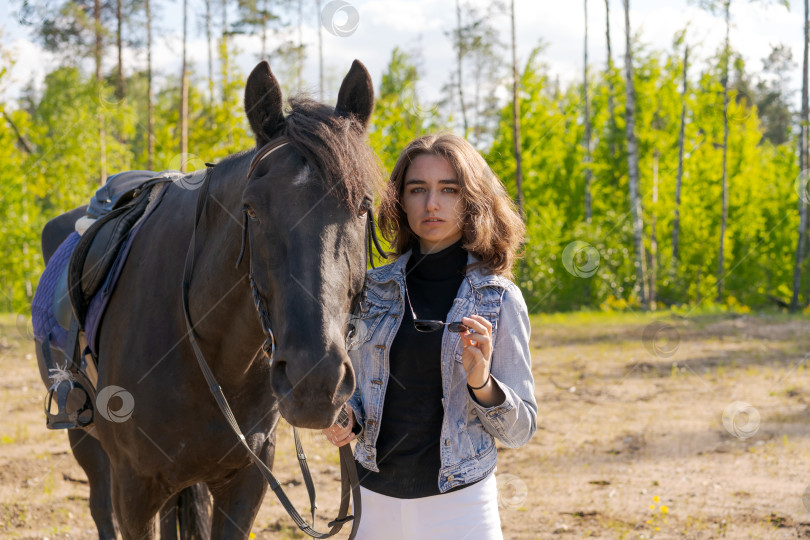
460, 314, 493, 387
460, 314, 505, 407
321, 407, 356, 447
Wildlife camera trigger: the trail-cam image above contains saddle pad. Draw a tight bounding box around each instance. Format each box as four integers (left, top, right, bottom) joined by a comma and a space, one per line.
32, 231, 81, 350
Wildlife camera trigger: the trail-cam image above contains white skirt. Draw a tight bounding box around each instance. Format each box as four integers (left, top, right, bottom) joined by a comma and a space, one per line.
354, 473, 503, 540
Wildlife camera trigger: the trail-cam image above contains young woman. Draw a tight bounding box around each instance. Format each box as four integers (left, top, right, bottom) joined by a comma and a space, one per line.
323, 133, 537, 540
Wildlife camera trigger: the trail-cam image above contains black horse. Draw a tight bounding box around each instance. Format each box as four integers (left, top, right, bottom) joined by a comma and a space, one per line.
35, 60, 382, 538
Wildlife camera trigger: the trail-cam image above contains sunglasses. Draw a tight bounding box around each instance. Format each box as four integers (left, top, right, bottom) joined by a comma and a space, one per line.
404, 277, 473, 333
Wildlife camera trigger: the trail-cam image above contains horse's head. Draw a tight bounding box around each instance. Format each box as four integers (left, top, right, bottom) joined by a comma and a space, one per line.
241, 60, 382, 429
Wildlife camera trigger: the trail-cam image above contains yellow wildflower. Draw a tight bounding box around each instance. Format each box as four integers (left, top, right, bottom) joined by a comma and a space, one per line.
652, 495, 660, 503
661, 506, 669, 514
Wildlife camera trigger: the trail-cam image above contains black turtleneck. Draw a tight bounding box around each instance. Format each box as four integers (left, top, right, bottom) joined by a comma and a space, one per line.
358, 238, 468, 498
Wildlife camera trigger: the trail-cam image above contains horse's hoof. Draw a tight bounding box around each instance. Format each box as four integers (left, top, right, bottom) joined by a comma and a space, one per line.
44, 380, 94, 430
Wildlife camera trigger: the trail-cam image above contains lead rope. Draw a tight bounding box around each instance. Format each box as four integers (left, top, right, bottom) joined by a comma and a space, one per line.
181, 152, 360, 539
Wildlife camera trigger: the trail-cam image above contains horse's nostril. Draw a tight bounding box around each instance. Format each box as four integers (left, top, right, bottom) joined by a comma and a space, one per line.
269, 359, 293, 400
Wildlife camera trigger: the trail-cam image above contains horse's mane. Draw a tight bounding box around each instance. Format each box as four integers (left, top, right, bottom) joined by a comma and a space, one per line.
283, 97, 385, 208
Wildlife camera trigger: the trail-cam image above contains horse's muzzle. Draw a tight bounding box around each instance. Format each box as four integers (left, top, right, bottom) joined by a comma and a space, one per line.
269, 347, 355, 429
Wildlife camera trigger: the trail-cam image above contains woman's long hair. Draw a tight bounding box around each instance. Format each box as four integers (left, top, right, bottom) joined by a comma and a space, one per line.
378, 133, 526, 278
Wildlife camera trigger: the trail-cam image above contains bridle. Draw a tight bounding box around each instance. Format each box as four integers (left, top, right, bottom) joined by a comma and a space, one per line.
238, 137, 388, 365
181, 135, 386, 539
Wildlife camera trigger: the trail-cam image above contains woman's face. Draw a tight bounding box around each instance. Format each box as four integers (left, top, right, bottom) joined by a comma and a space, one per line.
401, 153, 464, 254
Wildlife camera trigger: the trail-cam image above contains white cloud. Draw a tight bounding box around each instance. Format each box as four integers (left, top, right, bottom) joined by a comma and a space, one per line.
0, 0, 805, 110
361, 0, 445, 33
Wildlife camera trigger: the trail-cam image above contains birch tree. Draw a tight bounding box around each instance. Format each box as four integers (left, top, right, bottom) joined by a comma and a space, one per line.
623, 0, 647, 307
792, 0, 809, 311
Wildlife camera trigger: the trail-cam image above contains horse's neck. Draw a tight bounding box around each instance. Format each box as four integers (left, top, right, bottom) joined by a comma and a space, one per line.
189, 162, 266, 384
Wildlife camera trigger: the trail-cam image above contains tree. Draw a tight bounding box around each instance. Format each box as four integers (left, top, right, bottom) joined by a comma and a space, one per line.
454, 0, 468, 135
604, 0, 619, 185
755, 44, 797, 146
233, 0, 281, 59
691, 0, 790, 301
19, 0, 116, 184
511, 0, 524, 220
623, 0, 647, 307
204, 0, 215, 105
583, 0, 593, 222
180, 0, 188, 172
368, 48, 440, 173
446, 0, 505, 144
792, 0, 809, 311
317, 0, 323, 98
672, 32, 689, 267
146, 0, 154, 168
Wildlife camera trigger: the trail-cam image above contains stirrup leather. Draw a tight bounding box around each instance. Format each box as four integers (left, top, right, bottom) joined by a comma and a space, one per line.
41, 320, 96, 430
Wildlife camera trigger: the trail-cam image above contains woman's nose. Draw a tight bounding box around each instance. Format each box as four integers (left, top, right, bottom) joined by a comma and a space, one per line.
426, 191, 439, 211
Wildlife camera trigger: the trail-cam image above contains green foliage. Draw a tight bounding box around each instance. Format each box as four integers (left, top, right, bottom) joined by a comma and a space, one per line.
488, 39, 800, 312
0, 25, 804, 315
368, 47, 444, 173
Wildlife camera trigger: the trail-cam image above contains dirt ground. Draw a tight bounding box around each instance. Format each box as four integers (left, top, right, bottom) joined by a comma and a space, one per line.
2, 311, 810, 539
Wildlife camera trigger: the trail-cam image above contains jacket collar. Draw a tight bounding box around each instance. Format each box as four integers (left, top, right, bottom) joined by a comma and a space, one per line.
368, 249, 506, 289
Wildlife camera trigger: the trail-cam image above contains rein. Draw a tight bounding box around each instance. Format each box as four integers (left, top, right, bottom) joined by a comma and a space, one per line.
180, 136, 382, 539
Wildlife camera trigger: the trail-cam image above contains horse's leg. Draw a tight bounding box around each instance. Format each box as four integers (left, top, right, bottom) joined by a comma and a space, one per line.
158, 484, 212, 540
158, 494, 179, 540
208, 437, 277, 539
109, 465, 165, 540
68, 428, 117, 539
208, 467, 267, 539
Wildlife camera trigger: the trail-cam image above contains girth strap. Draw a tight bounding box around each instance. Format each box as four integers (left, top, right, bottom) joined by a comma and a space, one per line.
180, 151, 361, 539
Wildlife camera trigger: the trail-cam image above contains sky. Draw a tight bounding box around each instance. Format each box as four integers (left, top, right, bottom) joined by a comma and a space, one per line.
0, 0, 805, 110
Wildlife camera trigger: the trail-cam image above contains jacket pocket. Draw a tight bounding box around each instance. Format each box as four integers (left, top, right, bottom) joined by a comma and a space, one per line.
453, 311, 499, 363
463, 411, 493, 457
347, 299, 387, 350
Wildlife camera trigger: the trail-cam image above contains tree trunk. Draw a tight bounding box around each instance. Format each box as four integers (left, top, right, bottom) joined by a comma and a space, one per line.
650, 150, 658, 310
584, 0, 593, 222
94, 0, 106, 185
146, 0, 154, 169
297, 0, 304, 89
206, 0, 214, 106
116, 0, 125, 100
673, 42, 688, 266
456, 0, 469, 136
260, 0, 268, 59
604, 0, 618, 186
510, 0, 523, 220
181, 0, 189, 172
623, 0, 646, 307
717, 1, 730, 303
222, 0, 229, 100
317, 0, 323, 99
3, 111, 33, 154
791, 0, 809, 311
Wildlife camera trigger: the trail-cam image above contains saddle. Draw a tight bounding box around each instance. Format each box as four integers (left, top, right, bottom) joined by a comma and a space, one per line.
68, 171, 161, 324
43, 170, 178, 430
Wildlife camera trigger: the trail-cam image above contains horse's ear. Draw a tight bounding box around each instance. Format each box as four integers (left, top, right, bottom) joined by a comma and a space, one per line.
335, 59, 374, 130
245, 61, 285, 147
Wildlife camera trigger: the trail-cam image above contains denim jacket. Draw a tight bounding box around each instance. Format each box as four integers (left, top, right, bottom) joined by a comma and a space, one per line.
347, 249, 537, 493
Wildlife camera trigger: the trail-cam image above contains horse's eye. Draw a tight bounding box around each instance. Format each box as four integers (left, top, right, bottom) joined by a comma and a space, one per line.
359, 198, 371, 217
244, 206, 258, 220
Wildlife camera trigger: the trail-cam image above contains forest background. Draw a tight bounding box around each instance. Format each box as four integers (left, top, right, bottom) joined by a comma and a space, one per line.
0, 0, 808, 317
